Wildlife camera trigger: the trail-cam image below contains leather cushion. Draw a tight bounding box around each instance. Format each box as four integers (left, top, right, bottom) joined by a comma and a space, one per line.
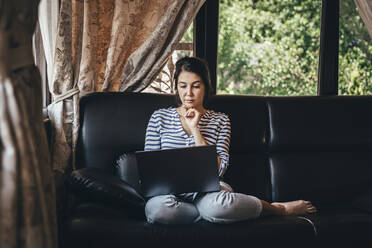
207, 95, 268, 152
269, 152, 372, 206
65, 203, 316, 248
76, 92, 176, 171
67, 168, 145, 216
115, 152, 141, 192
353, 192, 372, 213
301, 209, 372, 246
224, 153, 271, 201
268, 96, 372, 151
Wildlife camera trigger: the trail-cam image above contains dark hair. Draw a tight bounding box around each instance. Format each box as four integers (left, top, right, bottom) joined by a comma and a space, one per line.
174, 56, 213, 107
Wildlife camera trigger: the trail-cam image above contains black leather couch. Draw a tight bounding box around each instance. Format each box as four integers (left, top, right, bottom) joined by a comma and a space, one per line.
63, 92, 372, 248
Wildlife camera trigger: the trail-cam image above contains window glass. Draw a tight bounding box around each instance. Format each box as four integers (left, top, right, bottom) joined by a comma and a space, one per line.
143, 23, 194, 94
338, 0, 372, 95
217, 0, 321, 95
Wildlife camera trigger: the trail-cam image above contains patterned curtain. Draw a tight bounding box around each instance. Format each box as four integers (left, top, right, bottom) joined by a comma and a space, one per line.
41, 0, 205, 187
0, 0, 58, 247
119, 0, 205, 91
354, 0, 372, 38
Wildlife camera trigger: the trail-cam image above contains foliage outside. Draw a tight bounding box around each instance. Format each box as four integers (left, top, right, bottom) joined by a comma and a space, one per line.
217, 0, 372, 96
338, 0, 372, 95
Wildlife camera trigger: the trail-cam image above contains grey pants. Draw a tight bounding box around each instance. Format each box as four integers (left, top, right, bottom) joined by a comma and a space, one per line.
145, 191, 263, 225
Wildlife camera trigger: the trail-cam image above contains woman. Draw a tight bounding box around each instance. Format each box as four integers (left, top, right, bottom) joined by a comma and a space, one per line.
144, 56, 316, 225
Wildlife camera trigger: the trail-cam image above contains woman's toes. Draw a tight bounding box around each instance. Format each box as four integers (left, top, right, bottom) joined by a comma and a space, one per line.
307, 206, 317, 213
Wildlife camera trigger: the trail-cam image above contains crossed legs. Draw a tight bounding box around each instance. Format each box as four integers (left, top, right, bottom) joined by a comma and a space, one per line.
145, 191, 316, 225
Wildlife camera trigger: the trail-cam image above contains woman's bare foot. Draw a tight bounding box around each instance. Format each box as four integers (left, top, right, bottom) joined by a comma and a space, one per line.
271, 200, 317, 215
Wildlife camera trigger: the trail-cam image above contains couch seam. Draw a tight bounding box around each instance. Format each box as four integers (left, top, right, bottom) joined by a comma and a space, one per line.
297, 216, 318, 236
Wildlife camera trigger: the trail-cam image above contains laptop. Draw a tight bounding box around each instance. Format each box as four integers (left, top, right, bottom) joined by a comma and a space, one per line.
135, 145, 220, 198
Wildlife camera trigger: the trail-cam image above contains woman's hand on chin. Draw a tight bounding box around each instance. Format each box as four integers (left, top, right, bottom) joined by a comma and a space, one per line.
184, 107, 201, 131
178, 106, 200, 131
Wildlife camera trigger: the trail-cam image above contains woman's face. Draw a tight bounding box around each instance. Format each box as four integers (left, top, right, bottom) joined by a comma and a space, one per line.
177, 71, 205, 109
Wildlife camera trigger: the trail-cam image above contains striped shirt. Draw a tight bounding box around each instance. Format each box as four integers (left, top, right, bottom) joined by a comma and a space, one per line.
144, 107, 231, 178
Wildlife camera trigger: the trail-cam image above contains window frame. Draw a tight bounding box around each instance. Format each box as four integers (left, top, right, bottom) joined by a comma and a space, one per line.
318, 0, 339, 96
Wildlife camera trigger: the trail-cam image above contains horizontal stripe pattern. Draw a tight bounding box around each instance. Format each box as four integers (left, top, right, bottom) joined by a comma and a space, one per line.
144, 107, 231, 178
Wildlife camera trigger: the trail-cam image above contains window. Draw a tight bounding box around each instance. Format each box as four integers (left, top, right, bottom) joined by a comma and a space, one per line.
143, 23, 194, 94
338, 0, 372, 95
217, 0, 321, 96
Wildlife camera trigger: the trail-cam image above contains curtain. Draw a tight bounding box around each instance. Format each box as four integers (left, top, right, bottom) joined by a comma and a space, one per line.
119, 0, 205, 92
0, 0, 58, 247
41, 0, 205, 182
38, 0, 59, 85
354, 0, 372, 38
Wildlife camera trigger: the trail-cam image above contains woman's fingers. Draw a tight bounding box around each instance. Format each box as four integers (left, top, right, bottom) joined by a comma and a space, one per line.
185, 109, 194, 117
186, 108, 199, 118
304, 201, 317, 213
307, 206, 317, 213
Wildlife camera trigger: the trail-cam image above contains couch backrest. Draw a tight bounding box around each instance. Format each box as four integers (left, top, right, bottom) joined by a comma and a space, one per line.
268, 96, 372, 206
76, 92, 176, 174
77, 92, 372, 205
207, 95, 271, 201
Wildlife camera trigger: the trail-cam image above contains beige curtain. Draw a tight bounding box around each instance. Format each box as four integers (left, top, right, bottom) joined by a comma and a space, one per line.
119, 0, 205, 92
354, 0, 372, 38
43, 0, 205, 179
0, 0, 58, 247
38, 0, 59, 85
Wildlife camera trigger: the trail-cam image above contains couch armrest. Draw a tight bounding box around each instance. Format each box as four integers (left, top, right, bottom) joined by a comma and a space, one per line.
67, 168, 145, 216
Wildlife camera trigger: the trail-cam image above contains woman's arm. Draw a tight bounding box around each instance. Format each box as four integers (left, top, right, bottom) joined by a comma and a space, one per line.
144, 111, 161, 151
190, 127, 208, 146
215, 114, 231, 178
